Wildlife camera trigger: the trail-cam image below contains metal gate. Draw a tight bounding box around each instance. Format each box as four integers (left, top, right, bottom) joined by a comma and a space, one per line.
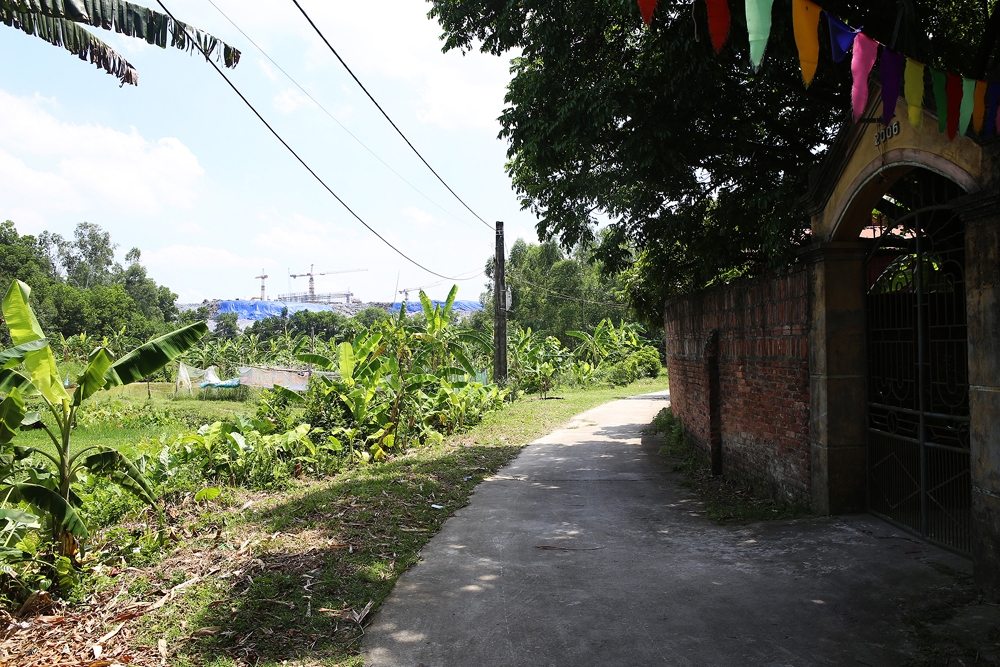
864, 171, 971, 554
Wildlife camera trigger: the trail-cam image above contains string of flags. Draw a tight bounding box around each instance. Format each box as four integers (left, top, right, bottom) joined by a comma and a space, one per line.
637, 0, 998, 142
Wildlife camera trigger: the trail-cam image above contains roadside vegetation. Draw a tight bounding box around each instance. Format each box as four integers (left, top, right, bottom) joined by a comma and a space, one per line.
0, 249, 666, 665
649, 407, 810, 525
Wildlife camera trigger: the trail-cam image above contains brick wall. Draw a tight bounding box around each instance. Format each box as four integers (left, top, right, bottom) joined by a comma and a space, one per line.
664, 266, 811, 502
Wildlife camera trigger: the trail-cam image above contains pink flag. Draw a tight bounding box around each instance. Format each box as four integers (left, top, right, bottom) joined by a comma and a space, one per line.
852, 33, 879, 121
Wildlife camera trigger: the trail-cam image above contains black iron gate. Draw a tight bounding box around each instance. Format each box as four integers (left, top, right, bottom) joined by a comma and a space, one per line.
864, 171, 971, 554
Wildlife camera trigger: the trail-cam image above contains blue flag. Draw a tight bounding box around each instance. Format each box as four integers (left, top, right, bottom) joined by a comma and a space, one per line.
826, 12, 860, 63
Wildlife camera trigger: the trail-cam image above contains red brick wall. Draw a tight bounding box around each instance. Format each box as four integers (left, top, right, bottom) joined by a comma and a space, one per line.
664, 266, 811, 502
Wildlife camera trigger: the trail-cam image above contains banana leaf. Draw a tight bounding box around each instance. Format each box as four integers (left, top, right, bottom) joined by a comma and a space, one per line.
0, 388, 24, 445
0, 0, 241, 67
296, 353, 333, 370
0, 339, 49, 369
0, 7, 138, 84
73, 347, 113, 406
9, 482, 88, 539
0, 389, 24, 445
83, 448, 157, 506
273, 385, 305, 404
0, 281, 67, 406
105, 322, 207, 388
337, 342, 355, 383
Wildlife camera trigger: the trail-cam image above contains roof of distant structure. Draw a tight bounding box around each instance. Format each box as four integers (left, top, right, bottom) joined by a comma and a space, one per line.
216, 300, 337, 321
389, 300, 484, 313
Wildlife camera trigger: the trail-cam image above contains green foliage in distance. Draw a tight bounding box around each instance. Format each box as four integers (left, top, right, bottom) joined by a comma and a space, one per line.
0, 221, 182, 350
428, 0, 1000, 322
485, 238, 630, 343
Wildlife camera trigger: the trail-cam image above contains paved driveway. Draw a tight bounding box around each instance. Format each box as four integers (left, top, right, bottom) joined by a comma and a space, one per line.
364, 391, 975, 666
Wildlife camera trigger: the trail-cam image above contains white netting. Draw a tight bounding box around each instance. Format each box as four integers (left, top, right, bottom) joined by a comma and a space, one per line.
176, 363, 221, 392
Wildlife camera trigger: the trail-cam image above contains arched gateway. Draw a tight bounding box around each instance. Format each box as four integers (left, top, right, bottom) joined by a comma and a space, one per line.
663, 86, 1000, 599
803, 89, 997, 591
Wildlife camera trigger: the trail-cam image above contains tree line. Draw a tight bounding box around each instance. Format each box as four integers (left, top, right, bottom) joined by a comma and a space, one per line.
0, 221, 189, 349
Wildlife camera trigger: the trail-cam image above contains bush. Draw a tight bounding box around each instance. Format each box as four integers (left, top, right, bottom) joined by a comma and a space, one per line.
302, 378, 347, 441
598, 356, 640, 386
77, 401, 179, 429
629, 345, 662, 379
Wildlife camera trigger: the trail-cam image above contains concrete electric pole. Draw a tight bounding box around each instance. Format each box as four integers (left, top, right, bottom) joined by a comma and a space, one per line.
494, 220, 507, 385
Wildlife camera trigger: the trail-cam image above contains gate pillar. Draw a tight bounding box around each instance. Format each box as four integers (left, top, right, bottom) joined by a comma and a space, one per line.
804, 241, 869, 515
955, 191, 1000, 598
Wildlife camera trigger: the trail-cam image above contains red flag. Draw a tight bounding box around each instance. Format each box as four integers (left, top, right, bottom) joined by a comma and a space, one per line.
706, 0, 731, 53
638, 0, 658, 26
946, 73, 963, 140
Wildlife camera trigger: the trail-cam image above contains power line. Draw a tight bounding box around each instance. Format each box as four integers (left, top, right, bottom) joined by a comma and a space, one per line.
204, 0, 483, 234
156, 0, 475, 282
507, 272, 629, 308
290, 0, 495, 232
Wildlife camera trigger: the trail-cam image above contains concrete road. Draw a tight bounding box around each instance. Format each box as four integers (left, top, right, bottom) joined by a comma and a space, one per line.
364, 391, 973, 666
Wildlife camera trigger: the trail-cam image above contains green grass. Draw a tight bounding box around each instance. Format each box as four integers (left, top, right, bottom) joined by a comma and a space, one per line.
128, 376, 670, 667
16, 394, 252, 458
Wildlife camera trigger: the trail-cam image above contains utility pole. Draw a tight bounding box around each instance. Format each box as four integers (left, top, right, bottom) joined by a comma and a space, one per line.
494, 220, 507, 385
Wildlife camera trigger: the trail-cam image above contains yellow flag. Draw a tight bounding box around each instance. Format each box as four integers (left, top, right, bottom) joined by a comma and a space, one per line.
974, 80, 988, 133
792, 0, 821, 87
904, 59, 925, 128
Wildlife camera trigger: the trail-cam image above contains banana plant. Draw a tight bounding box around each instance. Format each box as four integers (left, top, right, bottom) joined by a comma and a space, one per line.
0, 280, 208, 557
414, 286, 491, 376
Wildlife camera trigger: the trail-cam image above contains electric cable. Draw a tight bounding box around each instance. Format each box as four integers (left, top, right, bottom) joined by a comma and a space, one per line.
156, 0, 479, 282
204, 0, 482, 233
507, 272, 629, 308
290, 0, 496, 232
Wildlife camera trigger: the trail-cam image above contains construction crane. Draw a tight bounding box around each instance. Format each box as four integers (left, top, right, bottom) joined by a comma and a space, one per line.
398, 280, 441, 302
254, 269, 268, 301
286, 265, 368, 303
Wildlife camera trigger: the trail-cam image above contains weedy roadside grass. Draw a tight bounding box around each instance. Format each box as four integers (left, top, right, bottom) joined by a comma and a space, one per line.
124, 377, 670, 667
649, 407, 810, 525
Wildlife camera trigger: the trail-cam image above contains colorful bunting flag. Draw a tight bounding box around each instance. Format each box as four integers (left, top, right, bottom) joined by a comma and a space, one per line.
638, 0, 658, 26
792, 0, 822, 87
746, 0, 775, 70
989, 83, 1000, 138
851, 34, 878, 122
904, 59, 925, 128
974, 81, 988, 133
931, 68, 947, 134
945, 74, 963, 140
880, 49, 904, 125
637, 1, 990, 138
960, 78, 975, 137
706, 0, 732, 54
826, 13, 859, 63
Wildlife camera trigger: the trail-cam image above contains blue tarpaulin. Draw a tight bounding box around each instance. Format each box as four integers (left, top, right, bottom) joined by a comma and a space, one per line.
216, 300, 337, 321
389, 300, 484, 313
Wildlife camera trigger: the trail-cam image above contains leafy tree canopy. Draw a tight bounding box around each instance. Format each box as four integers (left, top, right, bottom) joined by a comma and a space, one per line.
482, 238, 632, 343
429, 0, 998, 320
0, 221, 179, 345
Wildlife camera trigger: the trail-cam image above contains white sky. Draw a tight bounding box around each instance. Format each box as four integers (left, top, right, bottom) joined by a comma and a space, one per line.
0, 0, 538, 304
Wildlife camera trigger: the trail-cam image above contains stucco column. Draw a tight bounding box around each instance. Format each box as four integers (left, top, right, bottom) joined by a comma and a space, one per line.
955, 192, 1000, 599
803, 241, 868, 515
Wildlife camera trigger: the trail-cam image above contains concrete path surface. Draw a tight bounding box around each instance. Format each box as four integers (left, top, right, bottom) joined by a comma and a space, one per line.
363, 391, 976, 666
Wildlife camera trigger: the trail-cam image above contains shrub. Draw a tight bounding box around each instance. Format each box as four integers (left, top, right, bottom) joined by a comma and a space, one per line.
629, 345, 662, 379
598, 356, 640, 386
76, 401, 179, 429
302, 378, 348, 441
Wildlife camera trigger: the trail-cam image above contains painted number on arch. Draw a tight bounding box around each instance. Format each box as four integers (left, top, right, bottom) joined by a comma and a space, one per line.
875, 121, 900, 147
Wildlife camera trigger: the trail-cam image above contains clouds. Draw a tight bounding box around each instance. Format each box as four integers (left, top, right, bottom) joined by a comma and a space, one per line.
188, 0, 512, 130
0, 90, 205, 230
